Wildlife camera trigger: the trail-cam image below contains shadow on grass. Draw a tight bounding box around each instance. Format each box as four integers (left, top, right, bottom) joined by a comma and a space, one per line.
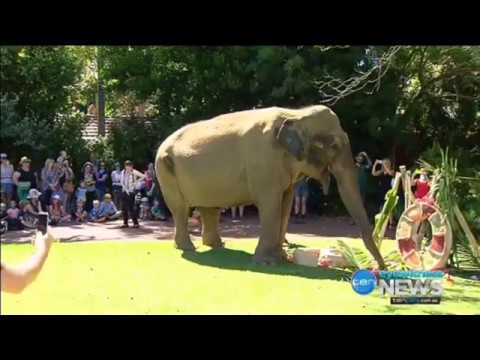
60, 235, 96, 243
286, 242, 306, 249
450, 270, 480, 282
181, 247, 350, 281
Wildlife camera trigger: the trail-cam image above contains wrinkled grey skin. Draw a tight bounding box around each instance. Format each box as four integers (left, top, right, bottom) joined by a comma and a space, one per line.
155, 105, 386, 268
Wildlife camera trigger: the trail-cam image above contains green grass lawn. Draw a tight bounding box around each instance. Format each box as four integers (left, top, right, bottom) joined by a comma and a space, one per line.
1, 236, 479, 315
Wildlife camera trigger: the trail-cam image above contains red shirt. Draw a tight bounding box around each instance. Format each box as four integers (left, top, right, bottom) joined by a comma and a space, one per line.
144, 171, 154, 191
415, 179, 430, 199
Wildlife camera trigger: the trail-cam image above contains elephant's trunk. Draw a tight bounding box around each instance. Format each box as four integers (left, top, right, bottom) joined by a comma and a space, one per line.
330, 151, 386, 269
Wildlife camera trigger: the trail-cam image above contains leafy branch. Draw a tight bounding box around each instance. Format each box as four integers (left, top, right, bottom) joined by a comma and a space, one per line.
314, 46, 403, 106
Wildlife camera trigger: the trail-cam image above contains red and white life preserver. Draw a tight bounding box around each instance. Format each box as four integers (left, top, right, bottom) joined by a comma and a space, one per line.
395, 198, 452, 270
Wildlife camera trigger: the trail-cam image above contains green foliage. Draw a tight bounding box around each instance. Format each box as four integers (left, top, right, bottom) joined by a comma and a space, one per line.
334, 240, 410, 271
335, 240, 373, 270
2, 45, 478, 218
99, 46, 479, 164
89, 136, 115, 170
0, 46, 88, 167
0, 95, 51, 154
394, 46, 480, 160
419, 147, 480, 270
108, 118, 160, 169
1, 46, 82, 118
372, 178, 400, 248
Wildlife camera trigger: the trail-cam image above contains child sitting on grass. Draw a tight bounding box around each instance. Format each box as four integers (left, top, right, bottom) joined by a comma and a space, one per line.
88, 200, 102, 222
151, 199, 167, 221
51, 183, 65, 204
139, 197, 151, 221
96, 193, 121, 222
191, 208, 202, 227
75, 199, 88, 223
6, 200, 23, 231
49, 194, 71, 225
21, 191, 43, 229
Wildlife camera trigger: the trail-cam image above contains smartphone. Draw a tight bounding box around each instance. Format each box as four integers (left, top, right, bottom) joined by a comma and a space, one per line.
37, 211, 49, 235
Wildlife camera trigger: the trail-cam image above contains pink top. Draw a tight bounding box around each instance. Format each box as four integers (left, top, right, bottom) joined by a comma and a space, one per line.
7, 208, 20, 219
145, 171, 154, 191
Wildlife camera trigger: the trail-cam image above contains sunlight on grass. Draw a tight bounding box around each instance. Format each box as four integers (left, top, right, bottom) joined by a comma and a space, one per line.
1, 237, 479, 315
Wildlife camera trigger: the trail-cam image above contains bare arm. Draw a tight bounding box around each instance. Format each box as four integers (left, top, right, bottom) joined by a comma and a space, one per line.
133, 169, 146, 180
371, 161, 383, 176
385, 167, 396, 176
1, 230, 55, 294
13, 171, 21, 185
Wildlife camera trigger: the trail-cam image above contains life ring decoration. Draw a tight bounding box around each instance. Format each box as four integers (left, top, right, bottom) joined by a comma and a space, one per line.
395, 198, 452, 270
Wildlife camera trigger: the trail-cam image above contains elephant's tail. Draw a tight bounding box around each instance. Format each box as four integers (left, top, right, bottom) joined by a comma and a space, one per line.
155, 150, 175, 176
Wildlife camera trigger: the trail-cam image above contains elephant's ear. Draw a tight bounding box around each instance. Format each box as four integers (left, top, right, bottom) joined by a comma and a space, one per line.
276, 120, 305, 161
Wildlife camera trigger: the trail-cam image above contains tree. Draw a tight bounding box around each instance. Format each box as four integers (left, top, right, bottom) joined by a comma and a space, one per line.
0, 46, 88, 167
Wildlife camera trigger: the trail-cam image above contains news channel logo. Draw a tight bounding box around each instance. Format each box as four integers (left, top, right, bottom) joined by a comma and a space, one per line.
351, 270, 444, 304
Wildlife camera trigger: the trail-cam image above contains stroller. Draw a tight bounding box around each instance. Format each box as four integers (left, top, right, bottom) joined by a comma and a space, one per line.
134, 191, 143, 219
0, 215, 7, 235
21, 211, 39, 229
1, 202, 9, 235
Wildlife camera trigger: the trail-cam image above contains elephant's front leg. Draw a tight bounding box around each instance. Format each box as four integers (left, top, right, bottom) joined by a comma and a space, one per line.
198, 207, 223, 248
280, 186, 294, 246
253, 194, 286, 265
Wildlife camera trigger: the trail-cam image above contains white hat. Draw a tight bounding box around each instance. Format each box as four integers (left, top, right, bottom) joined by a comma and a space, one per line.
27, 188, 42, 199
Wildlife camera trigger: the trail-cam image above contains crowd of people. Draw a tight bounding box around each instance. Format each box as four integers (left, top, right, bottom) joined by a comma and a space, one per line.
289, 151, 431, 227
0, 150, 432, 234
0, 151, 169, 232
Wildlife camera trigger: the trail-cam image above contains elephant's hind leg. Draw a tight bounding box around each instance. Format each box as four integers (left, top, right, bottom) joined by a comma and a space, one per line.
160, 177, 195, 251
198, 207, 224, 248
171, 205, 195, 251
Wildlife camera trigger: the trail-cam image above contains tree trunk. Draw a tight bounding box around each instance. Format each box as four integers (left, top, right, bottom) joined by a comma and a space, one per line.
97, 48, 105, 136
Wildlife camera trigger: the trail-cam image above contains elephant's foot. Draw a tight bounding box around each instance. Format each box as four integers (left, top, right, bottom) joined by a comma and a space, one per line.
202, 233, 224, 249
175, 236, 196, 251
253, 247, 288, 266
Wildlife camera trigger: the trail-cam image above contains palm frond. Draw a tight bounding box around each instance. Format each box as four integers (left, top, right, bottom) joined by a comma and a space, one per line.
334, 240, 378, 270
419, 146, 480, 270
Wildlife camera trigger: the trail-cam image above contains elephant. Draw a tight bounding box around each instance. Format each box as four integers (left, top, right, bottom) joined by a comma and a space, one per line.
155, 105, 386, 268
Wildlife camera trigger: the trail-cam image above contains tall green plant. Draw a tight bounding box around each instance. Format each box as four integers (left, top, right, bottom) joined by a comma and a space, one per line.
419, 148, 480, 270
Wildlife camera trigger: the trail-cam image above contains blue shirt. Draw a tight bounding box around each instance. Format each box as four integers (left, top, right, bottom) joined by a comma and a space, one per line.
89, 207, 101, 220
76, 187, 87, 202
96, 169, 108, 191
98, 201, 117, 217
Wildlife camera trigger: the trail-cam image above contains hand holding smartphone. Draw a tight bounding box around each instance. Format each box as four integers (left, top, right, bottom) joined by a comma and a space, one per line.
37, 212, 49, 235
